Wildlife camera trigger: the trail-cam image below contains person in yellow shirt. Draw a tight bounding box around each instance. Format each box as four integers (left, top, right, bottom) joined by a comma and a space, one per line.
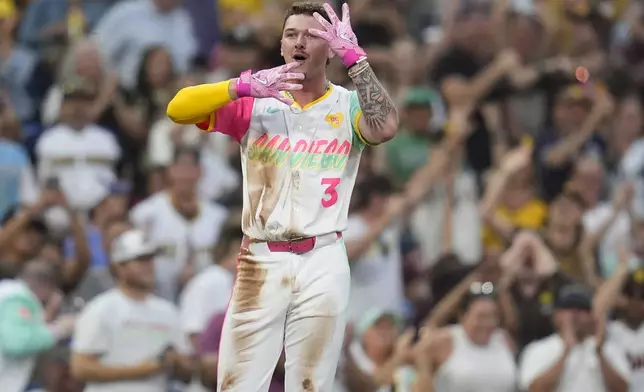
480, 142, 548, 252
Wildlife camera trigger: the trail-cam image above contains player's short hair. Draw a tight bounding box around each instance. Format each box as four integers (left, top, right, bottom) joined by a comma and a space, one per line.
282, 1, 331, 31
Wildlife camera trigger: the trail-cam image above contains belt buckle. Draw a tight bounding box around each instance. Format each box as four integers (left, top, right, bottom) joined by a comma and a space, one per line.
287, 236, 306, 253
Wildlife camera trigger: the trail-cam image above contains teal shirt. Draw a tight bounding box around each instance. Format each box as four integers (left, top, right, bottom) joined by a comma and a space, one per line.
385, 131, 431, 184
0, 292, 55, 358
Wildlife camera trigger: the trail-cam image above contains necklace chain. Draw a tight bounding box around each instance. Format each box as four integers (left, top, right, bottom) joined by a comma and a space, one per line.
285, 81, 331, 101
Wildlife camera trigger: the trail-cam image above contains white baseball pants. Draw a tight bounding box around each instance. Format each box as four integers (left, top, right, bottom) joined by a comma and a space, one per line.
217, 236, 350, 392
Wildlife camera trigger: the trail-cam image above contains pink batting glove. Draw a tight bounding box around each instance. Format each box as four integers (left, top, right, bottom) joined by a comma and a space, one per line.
309, 3, 367, 68
235, 62, 304, 106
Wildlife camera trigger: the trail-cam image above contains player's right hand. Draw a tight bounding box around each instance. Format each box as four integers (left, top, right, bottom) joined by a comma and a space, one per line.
235, 62, 305, 106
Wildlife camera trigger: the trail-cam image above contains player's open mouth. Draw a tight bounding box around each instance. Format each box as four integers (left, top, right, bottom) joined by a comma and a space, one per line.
293, 53, 308, 61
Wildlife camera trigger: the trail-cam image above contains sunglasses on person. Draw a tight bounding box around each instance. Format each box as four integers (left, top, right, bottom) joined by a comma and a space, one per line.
469, 281, 495, 296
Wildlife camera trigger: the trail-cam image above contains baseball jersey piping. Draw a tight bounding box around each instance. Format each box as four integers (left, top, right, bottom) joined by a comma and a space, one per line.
284, 85, 334, 110
351, 110, 379, 147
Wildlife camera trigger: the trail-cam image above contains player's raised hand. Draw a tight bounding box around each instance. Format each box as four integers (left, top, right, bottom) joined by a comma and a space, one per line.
235, 62, 304, 106
308, 3, 367, 68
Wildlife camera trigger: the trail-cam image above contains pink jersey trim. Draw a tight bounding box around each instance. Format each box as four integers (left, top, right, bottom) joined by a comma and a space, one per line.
213, 97, 254, 142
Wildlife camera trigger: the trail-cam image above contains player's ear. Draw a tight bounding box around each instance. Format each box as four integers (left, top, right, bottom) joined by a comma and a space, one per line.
327, 47, 335, 59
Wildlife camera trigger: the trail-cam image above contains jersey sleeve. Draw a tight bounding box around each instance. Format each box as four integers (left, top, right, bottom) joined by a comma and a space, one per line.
196, 97, 255, 143
72, 301, 109, 355
349, 91, 372, 151
0, 295, 55, 357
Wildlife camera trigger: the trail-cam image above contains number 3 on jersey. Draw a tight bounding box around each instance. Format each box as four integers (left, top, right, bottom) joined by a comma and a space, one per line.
321, 178, 341, 208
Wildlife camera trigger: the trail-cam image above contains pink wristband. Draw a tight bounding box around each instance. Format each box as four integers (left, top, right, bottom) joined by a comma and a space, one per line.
342, 49, 367, 68
235, 70, 252, 97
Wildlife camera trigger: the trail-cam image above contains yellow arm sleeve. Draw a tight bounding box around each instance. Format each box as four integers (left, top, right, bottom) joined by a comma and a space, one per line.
166, 80, 234, 125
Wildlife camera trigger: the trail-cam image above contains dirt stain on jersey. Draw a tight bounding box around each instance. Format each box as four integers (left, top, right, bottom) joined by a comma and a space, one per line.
302, 378, 314, 391
244, 157, 282, 234
220, 371, 238, 390
243, 159, 263, 231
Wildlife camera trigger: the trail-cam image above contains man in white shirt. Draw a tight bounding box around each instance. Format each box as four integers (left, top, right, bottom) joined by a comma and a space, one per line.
519, 284, 630, 392
146, 117, 240, 202
129, 147, 228, 301
344, 176, 407, 325
35, 81, 121, 212
179, 224, 242, 392
594, 257, 644, 392
70, 228, 193, 392
92, 0, 197, 88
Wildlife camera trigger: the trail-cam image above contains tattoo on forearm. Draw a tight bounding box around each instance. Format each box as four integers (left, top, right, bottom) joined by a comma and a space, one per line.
348, 61, 397, 130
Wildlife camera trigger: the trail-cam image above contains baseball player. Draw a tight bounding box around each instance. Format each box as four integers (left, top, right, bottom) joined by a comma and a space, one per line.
167, 2, 399, 391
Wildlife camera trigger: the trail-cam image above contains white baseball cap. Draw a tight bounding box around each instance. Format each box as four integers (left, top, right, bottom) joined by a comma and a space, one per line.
110, 229, 157, 264
355, 308, 403, 339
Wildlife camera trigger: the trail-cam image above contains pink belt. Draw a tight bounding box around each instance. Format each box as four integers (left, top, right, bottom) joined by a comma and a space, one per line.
242, 232, 342, 254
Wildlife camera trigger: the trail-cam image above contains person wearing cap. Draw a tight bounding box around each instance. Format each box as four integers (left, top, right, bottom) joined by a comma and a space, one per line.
35, 78, 122, 212
594, 250, 644, 392
385, 88, 442, 186
415, 278, 517, 392
0, 261, 76, 392
129, 147, 228, 301
342, 308, 415, 392
532, 83, 612, 201
519, 283, 630, 392
70, 229, 193, 391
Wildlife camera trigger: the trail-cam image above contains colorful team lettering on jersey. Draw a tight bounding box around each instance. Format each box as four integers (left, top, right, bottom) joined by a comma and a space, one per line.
247, 133, 351, 171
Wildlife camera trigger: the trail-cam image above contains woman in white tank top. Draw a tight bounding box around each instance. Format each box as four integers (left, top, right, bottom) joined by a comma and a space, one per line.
414, 285, 517, 392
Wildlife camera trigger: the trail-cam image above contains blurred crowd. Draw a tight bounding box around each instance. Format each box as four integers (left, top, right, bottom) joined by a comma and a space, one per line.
3, 0, 644, 391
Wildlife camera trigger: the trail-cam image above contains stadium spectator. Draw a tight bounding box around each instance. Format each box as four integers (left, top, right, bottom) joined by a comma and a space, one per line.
2, 0, 644, 390
0, 0, 38, 124
178, 223, 241, 392
519, 283, 630, 392
343, 308, 416, 391
35, 80, 121, 212
70, 229, 193, 391
415, 279, 517, 392
0, 261, 76, 392
92, 0, 197, 88
0, 103, 38, 217
129, 147, 227, 301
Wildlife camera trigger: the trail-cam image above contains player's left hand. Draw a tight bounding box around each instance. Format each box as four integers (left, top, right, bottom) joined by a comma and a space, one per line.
308, 3, 367, 68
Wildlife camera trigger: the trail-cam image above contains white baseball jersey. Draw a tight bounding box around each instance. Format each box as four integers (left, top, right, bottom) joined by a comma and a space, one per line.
129, 192, 228, 301
609, 320, 644, 392
198, 84, 369, 241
